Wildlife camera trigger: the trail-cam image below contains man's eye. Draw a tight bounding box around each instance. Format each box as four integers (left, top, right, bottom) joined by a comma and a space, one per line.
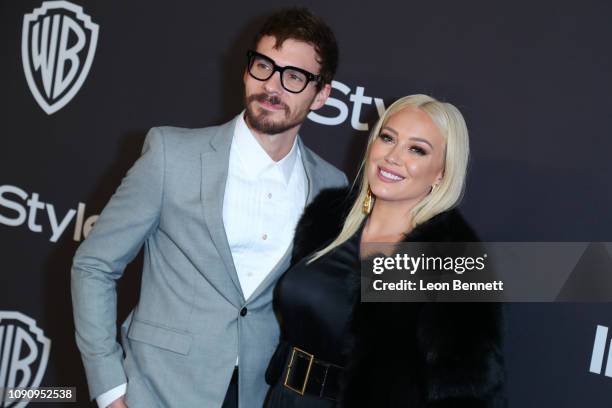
287, 72, 305, 82
256, 61, 272, 70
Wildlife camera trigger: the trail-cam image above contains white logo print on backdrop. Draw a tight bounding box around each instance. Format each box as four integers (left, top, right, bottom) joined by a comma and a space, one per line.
0, 184, 99, 243
308, 80, 387, 131
22, 1, 99, 115
590, 324, 612, 378
0, 311, 51, 408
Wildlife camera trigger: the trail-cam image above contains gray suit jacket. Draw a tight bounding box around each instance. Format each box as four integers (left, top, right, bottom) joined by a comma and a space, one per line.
71, 114, 347, 408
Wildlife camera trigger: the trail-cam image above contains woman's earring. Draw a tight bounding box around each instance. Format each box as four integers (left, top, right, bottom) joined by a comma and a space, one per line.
362, 188, 374, 214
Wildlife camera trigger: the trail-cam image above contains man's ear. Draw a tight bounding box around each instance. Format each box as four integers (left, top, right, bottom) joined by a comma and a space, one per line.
309, 83, 331, 111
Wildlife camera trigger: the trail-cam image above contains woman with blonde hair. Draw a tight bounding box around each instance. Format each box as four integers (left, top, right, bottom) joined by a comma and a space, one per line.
265, 95, 505, 407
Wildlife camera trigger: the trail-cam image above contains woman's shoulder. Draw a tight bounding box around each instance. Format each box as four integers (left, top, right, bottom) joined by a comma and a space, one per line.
404, 208, 480, 242
291, 186, 354, 264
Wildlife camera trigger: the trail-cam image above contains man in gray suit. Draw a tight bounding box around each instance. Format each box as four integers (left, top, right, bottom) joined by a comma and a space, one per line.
71, 8, 346, 408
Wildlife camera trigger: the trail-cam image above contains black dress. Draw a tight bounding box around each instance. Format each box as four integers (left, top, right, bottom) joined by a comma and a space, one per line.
265, 223, 362, 407
265, 187, 506, 408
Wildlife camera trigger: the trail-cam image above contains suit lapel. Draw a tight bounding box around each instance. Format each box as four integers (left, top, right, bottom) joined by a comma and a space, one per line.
299, 138, 323, 205
200, 116, 245, 304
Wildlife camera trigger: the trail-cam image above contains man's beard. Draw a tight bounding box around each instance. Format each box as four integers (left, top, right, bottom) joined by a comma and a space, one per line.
244, 93, 310, 135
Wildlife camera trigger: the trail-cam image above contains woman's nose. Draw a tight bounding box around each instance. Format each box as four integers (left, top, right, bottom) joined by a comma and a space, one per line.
384, 147, 401, 166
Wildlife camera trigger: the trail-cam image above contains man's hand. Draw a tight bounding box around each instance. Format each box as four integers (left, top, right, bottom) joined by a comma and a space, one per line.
107, 396, 127, 408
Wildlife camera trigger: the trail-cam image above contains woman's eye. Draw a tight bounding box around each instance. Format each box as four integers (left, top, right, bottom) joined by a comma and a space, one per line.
378, 133, 394, 143
410, 146, 426, 156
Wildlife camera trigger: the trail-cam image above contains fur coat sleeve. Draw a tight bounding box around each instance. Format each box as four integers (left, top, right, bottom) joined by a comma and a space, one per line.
291, 187, 506, 408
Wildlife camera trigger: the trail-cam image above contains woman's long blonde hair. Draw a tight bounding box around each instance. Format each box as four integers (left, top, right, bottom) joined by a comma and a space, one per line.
310, 94, 470, 262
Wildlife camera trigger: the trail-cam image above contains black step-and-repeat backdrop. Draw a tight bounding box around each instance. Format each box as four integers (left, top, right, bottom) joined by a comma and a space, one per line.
2, 1, 612, 406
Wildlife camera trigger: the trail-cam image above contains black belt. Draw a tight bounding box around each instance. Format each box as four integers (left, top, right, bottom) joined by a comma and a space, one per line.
282, 346, 344, 401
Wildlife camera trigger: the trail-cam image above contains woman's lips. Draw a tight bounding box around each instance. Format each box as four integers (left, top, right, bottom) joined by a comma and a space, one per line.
377, 166, 405, 182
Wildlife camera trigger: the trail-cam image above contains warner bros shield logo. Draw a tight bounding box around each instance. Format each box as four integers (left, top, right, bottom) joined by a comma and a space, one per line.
0, 312, 51, 408
22, 1, 99, 115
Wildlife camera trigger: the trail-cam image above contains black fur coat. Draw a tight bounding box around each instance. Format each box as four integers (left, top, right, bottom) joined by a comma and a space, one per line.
290, 187, 506, 408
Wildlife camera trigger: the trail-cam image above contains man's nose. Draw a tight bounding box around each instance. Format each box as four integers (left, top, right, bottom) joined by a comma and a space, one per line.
263, 71, 283, 94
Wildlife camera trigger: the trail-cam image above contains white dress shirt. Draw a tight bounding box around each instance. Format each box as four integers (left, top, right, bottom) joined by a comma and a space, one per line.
223, 114, 307, 300
96, 114, 307, 407
96, 383, 126, 408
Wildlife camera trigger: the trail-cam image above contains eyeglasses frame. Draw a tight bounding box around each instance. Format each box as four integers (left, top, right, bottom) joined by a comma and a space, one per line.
246, 50, 322, 94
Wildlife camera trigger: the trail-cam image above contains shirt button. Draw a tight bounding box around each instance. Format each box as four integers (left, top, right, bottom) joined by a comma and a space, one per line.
267, 193, 272, 199
262, 234, 268, 240
240, 307, 248, 317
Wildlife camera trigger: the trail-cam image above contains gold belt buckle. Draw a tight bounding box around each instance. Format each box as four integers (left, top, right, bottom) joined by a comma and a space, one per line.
283, 346, 314, 395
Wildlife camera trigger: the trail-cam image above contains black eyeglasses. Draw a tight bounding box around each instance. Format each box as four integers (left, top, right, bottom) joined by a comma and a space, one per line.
246, 50, 321, 94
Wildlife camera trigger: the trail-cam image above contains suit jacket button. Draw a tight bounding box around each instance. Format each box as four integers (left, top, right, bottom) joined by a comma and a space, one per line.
240, 307, 248, 317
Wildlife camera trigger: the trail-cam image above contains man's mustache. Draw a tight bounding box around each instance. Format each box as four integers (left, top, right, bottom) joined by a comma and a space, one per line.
248, 93, 290, 113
